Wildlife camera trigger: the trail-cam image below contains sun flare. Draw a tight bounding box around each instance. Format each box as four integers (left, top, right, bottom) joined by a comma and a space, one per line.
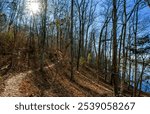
26, 0, 40, 15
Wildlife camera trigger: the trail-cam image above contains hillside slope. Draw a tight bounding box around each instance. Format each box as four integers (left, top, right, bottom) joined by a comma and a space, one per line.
0, 50, 149, 97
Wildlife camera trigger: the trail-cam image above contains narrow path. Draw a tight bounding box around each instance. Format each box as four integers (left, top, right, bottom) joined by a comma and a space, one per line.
0, 64, 55, 97
0, 72, 28, 97
0, 63, 113, 97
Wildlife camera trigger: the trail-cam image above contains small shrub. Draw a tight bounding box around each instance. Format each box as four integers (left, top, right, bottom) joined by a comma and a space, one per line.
0, 76, 2, 80
87, 53, 92, 64
80, 57, 86, 66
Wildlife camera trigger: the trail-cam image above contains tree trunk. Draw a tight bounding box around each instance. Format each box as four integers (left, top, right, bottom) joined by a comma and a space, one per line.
133, 2, 139, 97
77, 20, 82, 70
138, 60, 145, 96
70, 0, 74, 81
104, 24, 108, 81
121, 0, 127, 96
112, 0, 118, 96
40, 0, 47, 71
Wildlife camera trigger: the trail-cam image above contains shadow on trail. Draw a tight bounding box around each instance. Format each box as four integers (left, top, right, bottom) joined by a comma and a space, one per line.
73, 81, 103, 97
29, 57, 74, 97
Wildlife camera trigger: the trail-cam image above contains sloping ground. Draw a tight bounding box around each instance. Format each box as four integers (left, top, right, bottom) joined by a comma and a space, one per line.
0, 50, 149, 97
0, 62, 113, 97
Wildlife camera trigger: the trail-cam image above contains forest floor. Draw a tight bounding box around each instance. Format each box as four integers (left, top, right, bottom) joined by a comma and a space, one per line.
0, 63, 113, 97
0, 50, 149, 97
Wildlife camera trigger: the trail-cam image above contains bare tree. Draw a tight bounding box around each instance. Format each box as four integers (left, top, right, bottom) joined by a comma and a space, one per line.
40, 0, 48, 71
112, 0, 118, 96
120, 0, 127, 96
70, 0, 74, 81
133, 1, 139, 97
75, 0, 89, 70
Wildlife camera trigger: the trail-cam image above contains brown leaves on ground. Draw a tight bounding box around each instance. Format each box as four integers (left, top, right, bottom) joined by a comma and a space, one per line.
19, 77, 41, 97
0, 62, 114, 97
0, 50, 149, 97
0, 73, 25, 96
0, 77, 5, 95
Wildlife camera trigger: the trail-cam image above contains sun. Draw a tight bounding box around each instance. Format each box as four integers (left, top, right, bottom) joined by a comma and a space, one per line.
28, 3, 40, 14
26, 0, 40, 15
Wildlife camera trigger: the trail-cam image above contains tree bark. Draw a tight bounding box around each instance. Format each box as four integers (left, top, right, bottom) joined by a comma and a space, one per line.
70, 0, 74, 81
112, 0, 118, 96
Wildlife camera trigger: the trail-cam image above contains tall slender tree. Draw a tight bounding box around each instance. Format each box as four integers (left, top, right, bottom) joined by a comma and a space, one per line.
70, 0, 74, 81
112, 0, 118, 96
133, 2, 139, 97
120, 0, 127, 96
40, 0, 48, 71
